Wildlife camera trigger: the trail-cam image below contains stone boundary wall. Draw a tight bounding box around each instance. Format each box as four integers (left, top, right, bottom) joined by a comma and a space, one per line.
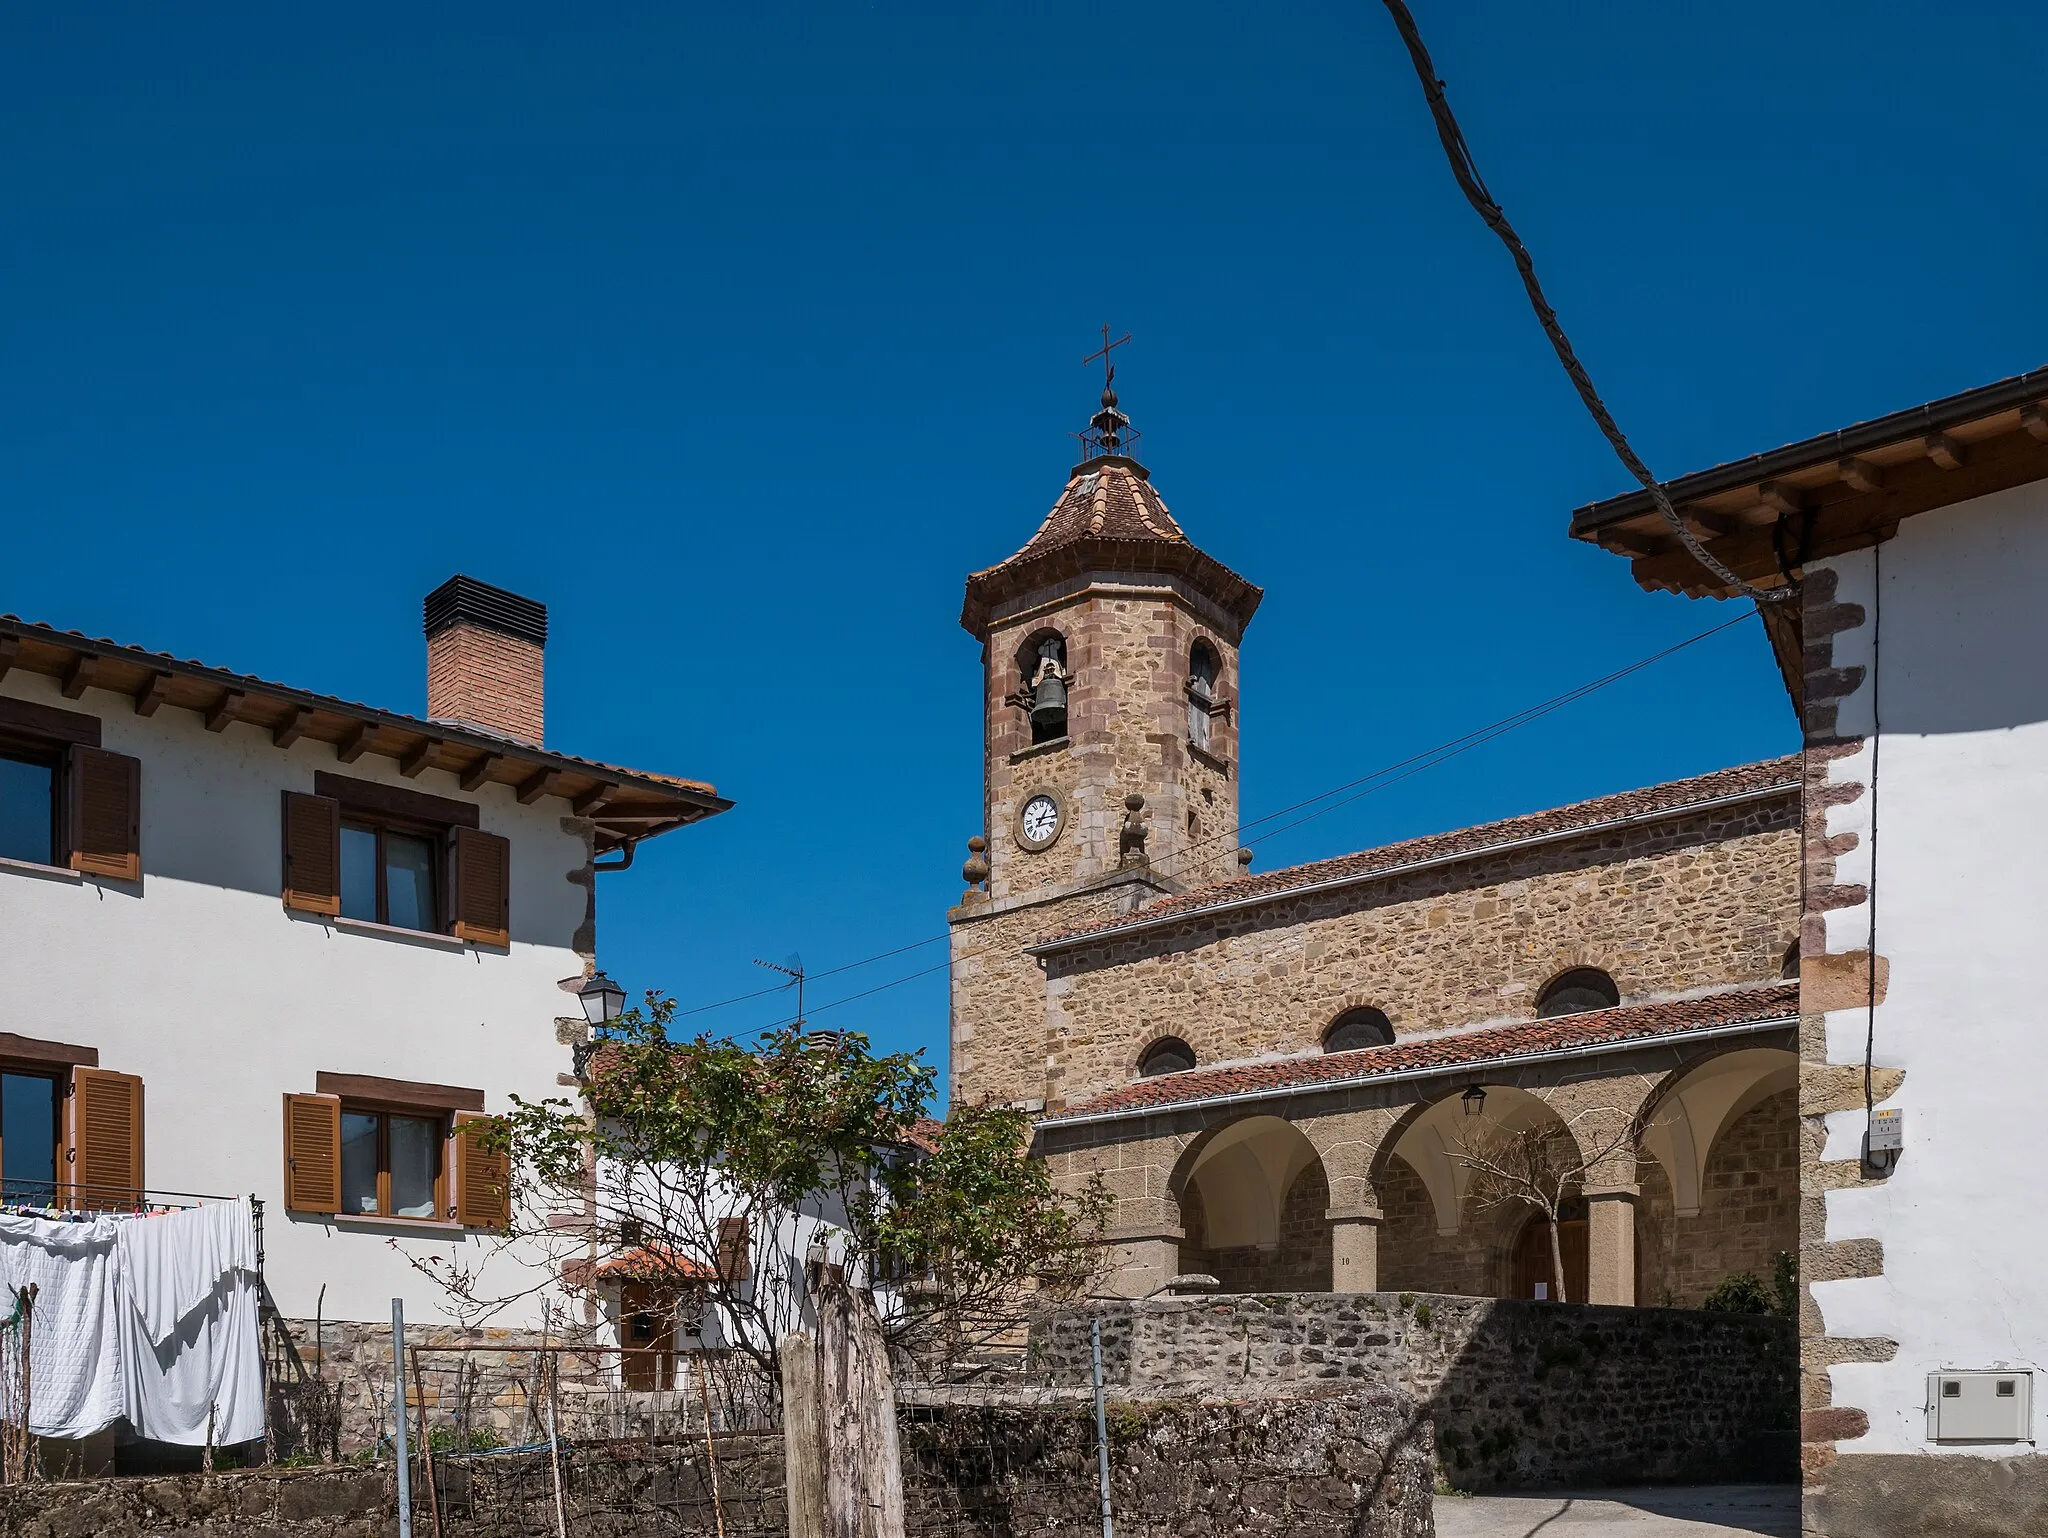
272, 1320, 773, 1460
0, 1395, 1434, 1538
1029, 1292, 1796, 1492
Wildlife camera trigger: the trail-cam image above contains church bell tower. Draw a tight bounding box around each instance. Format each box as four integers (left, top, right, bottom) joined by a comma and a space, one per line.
948, 348, 1262, 1109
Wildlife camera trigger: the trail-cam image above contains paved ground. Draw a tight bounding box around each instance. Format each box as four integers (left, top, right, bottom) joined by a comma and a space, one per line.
1432, 1485, 1799, 1537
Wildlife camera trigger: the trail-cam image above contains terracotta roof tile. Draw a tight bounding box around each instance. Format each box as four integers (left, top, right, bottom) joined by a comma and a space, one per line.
592, 1245, 714, 1283
1036, 755, 1801, 950
1044, 983, 1800, 1123
985, 461, 1188, 568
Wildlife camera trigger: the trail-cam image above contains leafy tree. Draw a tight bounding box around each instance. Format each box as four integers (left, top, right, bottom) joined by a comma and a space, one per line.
409, 996, 1108, 1390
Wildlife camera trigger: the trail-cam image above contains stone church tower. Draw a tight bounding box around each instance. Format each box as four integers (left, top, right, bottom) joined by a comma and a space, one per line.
948, 380, 1262, 1109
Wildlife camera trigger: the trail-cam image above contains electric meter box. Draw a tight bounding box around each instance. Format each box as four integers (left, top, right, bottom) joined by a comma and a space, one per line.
1868, 1107, 1904, 1153
1928, 1371, 2034, 1442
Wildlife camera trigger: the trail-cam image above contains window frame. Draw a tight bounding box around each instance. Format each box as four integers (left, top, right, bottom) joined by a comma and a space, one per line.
339, 812, 444, 932
0, 697, 104, 873
0, 744, 61, 868
338, 1101, 449, 1223
0, 1067, 64, 1205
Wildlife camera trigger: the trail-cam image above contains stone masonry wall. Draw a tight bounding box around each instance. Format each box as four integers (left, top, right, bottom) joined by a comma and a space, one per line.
1376, 1157, 1510, 1298
1041, 797, 1799, 1109
0, 1395, 1435, 1538
1028, 1293, 1796, 1493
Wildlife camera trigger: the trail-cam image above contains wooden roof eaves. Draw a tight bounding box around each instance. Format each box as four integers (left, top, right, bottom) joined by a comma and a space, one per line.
1568, 364, 2048, 541
0, 619, 732, 844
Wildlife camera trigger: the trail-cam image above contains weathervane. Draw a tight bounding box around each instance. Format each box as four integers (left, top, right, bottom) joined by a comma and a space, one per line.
1075, 324, 1140, 462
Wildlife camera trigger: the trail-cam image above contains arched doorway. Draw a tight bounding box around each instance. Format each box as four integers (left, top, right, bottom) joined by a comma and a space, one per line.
1176, 1116, 1331, 1292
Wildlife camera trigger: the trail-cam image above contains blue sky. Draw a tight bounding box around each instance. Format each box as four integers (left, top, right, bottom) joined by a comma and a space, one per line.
6, 3, 2045, 1090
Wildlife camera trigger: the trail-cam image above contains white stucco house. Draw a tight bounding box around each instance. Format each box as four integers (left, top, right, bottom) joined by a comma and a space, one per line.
0, 576, 729, 1352
1571, 363, 2048, 1534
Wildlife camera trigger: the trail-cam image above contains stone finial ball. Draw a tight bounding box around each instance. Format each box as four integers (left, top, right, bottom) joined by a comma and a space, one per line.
1237, 847, 1254, 869
962, 855, 991, 885
1125, 792, 1146, 813
967, 835, 988, 853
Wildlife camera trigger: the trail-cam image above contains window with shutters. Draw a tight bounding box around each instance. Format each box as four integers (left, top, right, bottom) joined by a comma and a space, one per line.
0, 701, 140, 880
285, 1079, 502, 1228
284, 772, 509, 945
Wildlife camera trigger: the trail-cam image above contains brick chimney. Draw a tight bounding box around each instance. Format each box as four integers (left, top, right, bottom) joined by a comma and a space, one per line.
423, 575, 547, 745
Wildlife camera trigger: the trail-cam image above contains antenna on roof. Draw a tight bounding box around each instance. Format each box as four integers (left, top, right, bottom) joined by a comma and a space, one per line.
752, 954, 806, 1034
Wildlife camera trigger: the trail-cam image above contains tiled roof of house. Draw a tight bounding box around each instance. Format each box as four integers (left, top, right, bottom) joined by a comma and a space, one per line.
959, 457, 1263, 634
0, 614, 727, 848
1042, 982, 1800, 1124
593, 1245, 715, 1283
1034, 754, 1801, 951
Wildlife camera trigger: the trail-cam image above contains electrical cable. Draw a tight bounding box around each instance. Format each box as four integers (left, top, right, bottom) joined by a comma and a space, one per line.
687, 612, 1752, 1037
1376, 0, 1796, 608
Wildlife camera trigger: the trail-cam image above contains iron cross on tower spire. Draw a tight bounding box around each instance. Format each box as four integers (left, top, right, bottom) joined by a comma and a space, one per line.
1075, 325, 1139, 461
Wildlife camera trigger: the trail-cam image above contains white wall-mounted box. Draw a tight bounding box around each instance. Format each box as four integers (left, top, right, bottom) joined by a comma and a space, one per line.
1928, 1371, 2034, 1442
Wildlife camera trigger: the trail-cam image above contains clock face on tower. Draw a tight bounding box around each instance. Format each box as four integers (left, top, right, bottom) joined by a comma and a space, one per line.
1017, 792, 1063, 851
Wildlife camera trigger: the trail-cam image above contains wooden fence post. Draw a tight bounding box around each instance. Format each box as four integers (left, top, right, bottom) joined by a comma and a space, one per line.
779, 1332, 826, 1538
814, 1264, 906, 1538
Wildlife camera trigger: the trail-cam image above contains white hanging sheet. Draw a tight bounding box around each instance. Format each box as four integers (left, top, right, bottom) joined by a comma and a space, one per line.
0, 1213, 124, 1439
116, 1197, 264, 1446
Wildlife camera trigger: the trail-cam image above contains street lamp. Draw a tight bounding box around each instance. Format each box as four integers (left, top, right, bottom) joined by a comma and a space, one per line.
1461, 1084, 1488, 1117
578, 970, 627, 1028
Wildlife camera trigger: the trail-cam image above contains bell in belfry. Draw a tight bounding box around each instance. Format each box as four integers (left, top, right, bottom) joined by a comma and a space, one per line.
1030, 666, 1068, 732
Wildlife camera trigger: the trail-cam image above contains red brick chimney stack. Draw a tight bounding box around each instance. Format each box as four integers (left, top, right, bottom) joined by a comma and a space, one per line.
423, 575, 547, 746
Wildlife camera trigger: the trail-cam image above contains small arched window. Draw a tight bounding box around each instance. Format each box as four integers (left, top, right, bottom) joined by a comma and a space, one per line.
1018, 631, 1069, 745
1138, 1037, 1196, 1077
1187, 640, 1220, 753
1323, 1007, 1393, 1054
1536, 967, 1620, 1019
1780, 939, 1801, 980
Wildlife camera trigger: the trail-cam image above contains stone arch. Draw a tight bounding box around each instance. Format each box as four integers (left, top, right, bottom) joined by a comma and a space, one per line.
1171, 1115, 1332, 1293
1135, 1035, 1196, 1078
1633, 1045, 1800, 1306
1371, 1083, 1602, 1299
1636, 1047, 1800, 1218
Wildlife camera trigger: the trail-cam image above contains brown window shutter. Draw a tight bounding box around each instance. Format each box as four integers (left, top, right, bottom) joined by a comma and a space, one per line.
281, 792, 342, 915
66, 747, 141, 881
449, 827, 511, 945
283, 1093, 343, 1215
716, 1216, 752, 1283
452, 1111, 510, 1230
67, 1068, 143, 1210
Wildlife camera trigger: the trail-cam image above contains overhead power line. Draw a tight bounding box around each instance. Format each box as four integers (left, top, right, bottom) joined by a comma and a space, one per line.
679, 612, 1751, 1037
1376, 0, 1796, 607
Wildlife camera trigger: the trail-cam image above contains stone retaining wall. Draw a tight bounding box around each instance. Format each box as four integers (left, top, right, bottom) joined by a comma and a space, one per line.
0, 1394, 1434, 1538
1029, 1292, 1795, 1492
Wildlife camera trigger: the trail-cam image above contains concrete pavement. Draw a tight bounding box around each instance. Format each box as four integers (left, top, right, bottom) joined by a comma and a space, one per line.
1431, 1485, 1798, 1537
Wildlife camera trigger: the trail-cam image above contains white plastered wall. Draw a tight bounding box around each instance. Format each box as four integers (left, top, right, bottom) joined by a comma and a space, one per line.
1808, 482, 2048, 1455
0, 667, 590, 1328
